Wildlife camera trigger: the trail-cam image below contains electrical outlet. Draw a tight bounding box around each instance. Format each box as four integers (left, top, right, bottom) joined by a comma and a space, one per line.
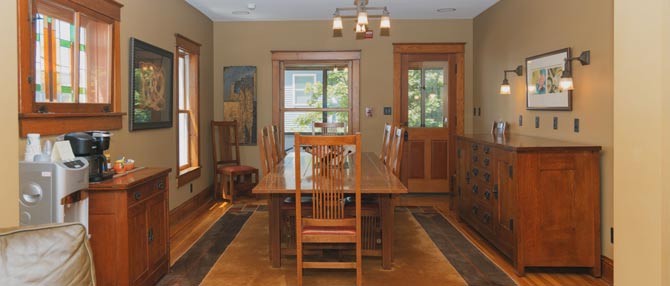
553, 117, 558, 130
383, 107, 392, 115
610, 227, 614, 244
473, 107, 477, 116
535, 116, 540, 128
574, 118, 580, 133
477, 107, 481, 116
518, 115, 523, 126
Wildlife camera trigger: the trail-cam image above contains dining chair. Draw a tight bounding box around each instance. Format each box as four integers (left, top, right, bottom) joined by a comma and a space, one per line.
269, 125, 285, 162
211, 120, 259, 203
258, 126, 274, 176
311, 122, 345, 135
294, 133, 362, 286
386, 126, 405, 177
379, 123, 394, 163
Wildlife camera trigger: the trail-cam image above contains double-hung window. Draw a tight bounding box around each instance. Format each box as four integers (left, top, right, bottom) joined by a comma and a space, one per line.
18, 0, 123, 136
176, 34, 201, 186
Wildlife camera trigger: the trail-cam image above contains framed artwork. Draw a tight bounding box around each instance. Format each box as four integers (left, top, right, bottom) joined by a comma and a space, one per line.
223, 66, 257, 145
525, 48, 572, 111
129, 38, 174, 131
491, 120, 507, 136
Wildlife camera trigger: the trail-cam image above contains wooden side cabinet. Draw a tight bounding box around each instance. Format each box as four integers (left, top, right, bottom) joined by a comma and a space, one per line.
87, 167, 171, 286
456, 135, 601, 276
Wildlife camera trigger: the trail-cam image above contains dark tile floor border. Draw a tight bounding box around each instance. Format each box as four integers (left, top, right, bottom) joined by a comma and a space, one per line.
409, 206, 517, 286
156, 204, 259, 286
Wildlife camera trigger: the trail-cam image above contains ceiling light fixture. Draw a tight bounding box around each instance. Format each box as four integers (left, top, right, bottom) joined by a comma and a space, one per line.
332, 0, 390, 39
437, 8, 457, 13
232, 10, 250, 15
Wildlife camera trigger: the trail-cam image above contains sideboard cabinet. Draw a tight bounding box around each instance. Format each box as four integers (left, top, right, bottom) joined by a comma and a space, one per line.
456, 134, 601, 276
87, 167, 171, 286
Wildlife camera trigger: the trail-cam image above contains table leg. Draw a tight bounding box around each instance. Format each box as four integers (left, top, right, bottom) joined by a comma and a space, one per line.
269, 195, 282, 268
381, 194, 394, 270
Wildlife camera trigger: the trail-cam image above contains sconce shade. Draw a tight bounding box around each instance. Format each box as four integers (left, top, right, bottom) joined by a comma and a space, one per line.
500, 84, 511, 95
380, 15, 391, 29
559, 76, 574, 91
357, 11, 368, 25
333, 16, 343, 30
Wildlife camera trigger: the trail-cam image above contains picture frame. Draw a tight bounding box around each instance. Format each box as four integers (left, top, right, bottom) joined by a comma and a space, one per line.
491, 120, 508, 136
129, 38, 174, 131
525, 48, 572, 111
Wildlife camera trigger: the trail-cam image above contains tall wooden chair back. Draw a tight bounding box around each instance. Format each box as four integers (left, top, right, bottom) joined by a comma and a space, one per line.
386, 126, 405, 177
379, 123, 394, 163
269, 125, 285, 162
294, 134, 362, 286
311, 122, 346, 135
211, 120, 258, 202
258, 126, 274, 176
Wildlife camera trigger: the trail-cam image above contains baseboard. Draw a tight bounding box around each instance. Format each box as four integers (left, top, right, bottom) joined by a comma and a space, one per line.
601, 256, 613, 285
169, 184, 214, 226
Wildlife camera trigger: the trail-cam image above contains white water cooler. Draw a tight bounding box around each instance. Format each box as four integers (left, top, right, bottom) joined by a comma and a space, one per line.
19, 158, 90, 231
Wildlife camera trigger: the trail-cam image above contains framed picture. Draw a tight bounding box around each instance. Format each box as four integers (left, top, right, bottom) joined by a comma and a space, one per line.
525, 48, 572, 111
223, 66, 257, 145
491, 120, 507, 136
129, 38, 174, 131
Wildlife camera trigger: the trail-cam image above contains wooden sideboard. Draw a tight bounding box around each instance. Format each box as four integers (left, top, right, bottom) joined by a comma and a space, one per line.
455, 134, 601, 276
87, 167, 171, 286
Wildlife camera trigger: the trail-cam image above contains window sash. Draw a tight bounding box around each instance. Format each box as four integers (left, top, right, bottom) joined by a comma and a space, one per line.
175, 34, 201, 183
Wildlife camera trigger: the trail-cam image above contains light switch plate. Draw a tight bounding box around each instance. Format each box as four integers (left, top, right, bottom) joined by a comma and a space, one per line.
535, 116, 540, 128
553, 117, 558, 130
574, 118, 580, 133
383, 107, 392, 115
518, 115, 523, 126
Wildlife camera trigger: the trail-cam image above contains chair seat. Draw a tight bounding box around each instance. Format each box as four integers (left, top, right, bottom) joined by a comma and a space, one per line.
302, 225, 356, 236
218, 165, 258, 174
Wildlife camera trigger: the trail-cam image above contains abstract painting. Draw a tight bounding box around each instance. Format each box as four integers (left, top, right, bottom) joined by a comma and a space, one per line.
526, 48, 572, 111
223, 66, 257, 145
129, 38, 174, 131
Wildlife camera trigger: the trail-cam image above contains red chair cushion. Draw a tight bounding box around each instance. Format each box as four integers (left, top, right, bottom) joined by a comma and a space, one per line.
218, 165, 257, 174
302, 225, 356, 236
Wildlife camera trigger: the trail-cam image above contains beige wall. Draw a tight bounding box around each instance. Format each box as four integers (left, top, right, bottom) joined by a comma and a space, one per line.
15, 0, 214, 212
614, 0, 669, 284
473, 0, 614, 258
213, 20, 474, 171
0, 1, 18, 227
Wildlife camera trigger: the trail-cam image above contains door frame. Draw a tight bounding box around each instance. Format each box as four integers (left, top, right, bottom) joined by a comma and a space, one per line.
392, 43, 465, 191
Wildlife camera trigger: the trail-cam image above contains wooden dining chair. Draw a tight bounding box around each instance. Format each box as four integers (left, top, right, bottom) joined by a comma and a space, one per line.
294, 134, 362, 286
258, 126, 275, 176
379, 123, 394, 163
386, 126, 405, 177
311, 122, 345, 135
211, 120, 259, 203
269, 125, 285, 162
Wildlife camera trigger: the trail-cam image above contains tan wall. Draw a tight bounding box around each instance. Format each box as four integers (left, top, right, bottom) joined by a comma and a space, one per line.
0, 0, 18, 227
614, 0, 669, 284
213, 20, 474, 171
473, 0, 614, 258
16, 0, 214, 211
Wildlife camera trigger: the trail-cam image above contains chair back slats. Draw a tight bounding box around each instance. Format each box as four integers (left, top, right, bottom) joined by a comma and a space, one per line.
258, 127, 272, 175
379, 123, 394, 163
269, 125, 285, 161
312, 122, 346, 135
211, 120, 240, 167
387, 126, 405, 177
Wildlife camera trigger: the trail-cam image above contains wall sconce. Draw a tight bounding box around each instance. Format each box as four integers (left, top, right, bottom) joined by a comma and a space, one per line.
559, 50, 590, 91
500, 65, 523, 95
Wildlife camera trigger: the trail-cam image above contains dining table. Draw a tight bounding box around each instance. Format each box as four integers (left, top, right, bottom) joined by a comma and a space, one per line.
252, 151, 408, 270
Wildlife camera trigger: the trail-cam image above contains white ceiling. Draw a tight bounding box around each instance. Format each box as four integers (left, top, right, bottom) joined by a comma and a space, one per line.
185, 0, 499, 22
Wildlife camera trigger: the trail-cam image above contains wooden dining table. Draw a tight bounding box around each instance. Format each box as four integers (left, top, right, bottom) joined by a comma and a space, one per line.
252, 151, 408, 270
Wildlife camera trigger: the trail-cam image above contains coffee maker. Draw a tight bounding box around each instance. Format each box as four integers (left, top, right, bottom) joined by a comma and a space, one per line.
65, 131, 113, 182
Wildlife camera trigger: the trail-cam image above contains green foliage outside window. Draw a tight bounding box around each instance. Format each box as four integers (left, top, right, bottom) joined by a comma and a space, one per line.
294, 70, 349, 132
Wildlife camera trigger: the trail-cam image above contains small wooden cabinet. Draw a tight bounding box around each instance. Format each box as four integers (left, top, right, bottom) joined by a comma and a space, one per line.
456, 135, 601, 276
87, 168, 171, 286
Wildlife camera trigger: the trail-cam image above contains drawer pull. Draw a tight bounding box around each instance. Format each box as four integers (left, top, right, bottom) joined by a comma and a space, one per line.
484, 191, 491, 200
148, 227, 154, 243
472, 206, 479, 215
472, 184, 479, 194
483, 213, 491, 224
472, 155, 478, 163
466, 172, 471, 184
133, 192, 142, 201
156, 181, 166, 190
493, 184, 499, 200
483, 146, 491, 154
483, 173, 491, 182
472, 168, 479, 176
483, 158, 490, 166
471, 144, 478, 151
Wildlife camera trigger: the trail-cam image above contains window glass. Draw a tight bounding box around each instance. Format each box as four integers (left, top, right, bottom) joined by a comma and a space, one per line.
78, 13, 111, 104
407, 63, 447, 128
178, 112, 189, 167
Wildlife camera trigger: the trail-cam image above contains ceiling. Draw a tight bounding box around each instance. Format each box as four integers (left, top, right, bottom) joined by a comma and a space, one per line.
185, 0, 499, 22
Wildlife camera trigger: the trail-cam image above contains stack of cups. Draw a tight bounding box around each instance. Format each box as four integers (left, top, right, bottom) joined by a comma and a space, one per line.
24, 133, 42, 162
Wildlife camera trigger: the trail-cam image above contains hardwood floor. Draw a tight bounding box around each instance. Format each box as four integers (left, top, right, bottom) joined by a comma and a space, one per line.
168, 194, 610, 286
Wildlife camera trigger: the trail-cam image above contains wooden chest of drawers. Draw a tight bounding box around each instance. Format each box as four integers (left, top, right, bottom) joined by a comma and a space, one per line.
87, 167, 171, 286
456, 134, 601, 276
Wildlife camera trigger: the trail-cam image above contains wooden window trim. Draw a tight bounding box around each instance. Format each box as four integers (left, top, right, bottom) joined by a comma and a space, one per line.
17, 0, 124, 137
272, 51, 361, 151
175, 34, 201, 187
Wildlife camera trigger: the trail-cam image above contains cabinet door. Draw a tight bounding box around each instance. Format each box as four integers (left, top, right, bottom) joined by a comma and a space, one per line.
493, 150, 515, 256
146, 190, 168, 268
128, 202, 148, 284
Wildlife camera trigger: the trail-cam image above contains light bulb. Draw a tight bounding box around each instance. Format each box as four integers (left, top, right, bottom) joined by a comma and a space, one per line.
559, 77, 574, 91
355, 23, 364, 33
357, 11, 368, 25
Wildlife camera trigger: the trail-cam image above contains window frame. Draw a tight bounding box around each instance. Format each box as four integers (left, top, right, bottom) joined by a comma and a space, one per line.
272, 51, 361, 152
175, 34, 201, 187
17, 0, 124, 137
